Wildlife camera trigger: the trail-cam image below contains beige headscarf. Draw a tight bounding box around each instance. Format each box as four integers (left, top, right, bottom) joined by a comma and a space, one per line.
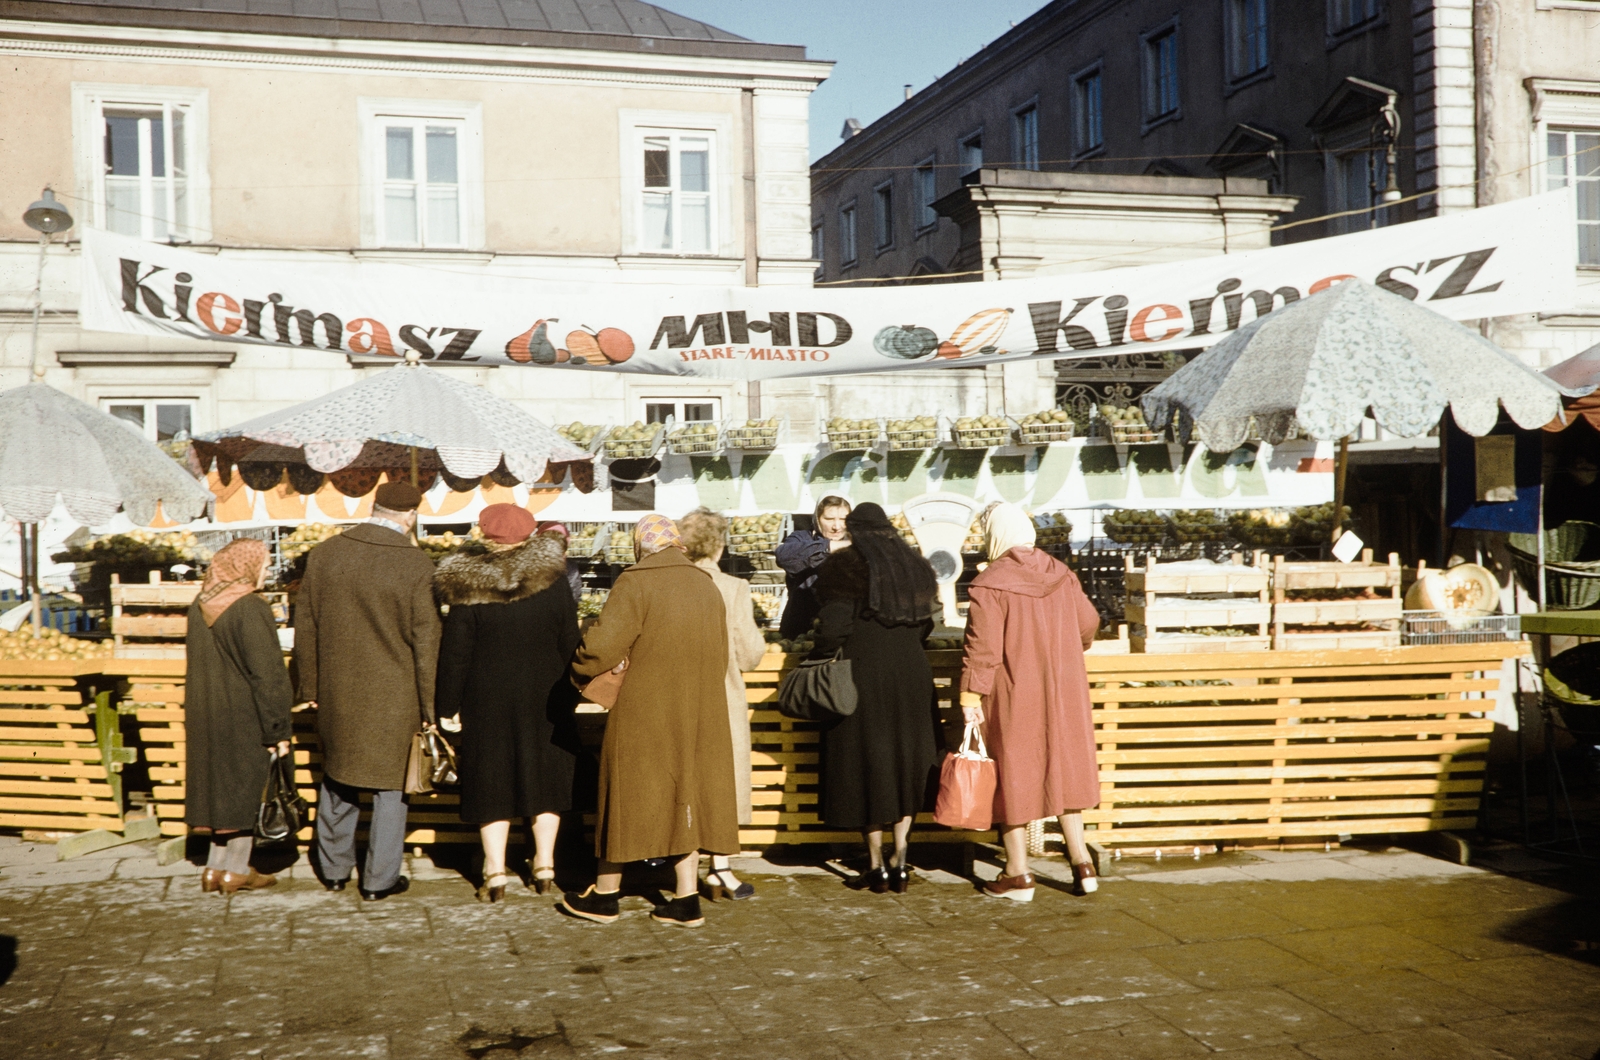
197, 538, 270, 626
982, 503, 1037, 561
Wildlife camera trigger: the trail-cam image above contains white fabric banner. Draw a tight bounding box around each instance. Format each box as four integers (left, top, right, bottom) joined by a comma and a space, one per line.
80, 191, 1578, 381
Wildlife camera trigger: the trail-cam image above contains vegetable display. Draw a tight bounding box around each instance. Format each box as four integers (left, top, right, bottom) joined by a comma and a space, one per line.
666, 422, 719, 455
280, 523, 344, 561
724, 417, 782, 449
603, 422, 661, 458
951, 416, 1012, 448
826, 418, 881, 449
1169, 509, 1229, 543
1016, 410, 1075, 444
556, 422, 605, 450
1103, 510, 1167, 544
729, 514, 787, 554
885, 416, 939, 450
1098, 404, 1159, 443
53, 530, 209, 568
420, 526, 490, 561
0, 626, 112, 661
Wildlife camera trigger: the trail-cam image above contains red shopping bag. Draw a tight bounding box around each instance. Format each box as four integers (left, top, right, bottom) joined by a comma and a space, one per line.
933, 723, 997, 830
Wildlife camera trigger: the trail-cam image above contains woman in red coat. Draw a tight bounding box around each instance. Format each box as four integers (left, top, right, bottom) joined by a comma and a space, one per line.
960, 503, 1101, 901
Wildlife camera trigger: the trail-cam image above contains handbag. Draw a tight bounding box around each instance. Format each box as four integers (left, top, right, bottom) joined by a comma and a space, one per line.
577, 658, 628, 709
404, 725, 459, 796
776, 650, 858, 721
254, 747, 309, 843
933, 722, 997, 831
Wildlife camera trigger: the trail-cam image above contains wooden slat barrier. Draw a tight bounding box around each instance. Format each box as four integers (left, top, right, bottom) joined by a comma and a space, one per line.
71, 642, 1523, 850
0, 662, 123, 833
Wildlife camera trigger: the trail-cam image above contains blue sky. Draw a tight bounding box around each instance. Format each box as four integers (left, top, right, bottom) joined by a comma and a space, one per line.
658, 0, 1052, 161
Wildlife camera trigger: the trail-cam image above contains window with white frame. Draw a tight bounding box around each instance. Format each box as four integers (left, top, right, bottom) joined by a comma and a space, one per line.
1547, 128, 1600, 266
839, 201, 858, 266
960, 134, 984, 175
916, 158, 939, 229
1013, 104, 1040, 170
359, 99, 482, 251
1227, 0, 1270, 81
643, 397, 720, 424
1073, 66, 1104, 156
75, 85, 209, 242
640, 131, 714, 254
102, 398, 195, 442
874, 181, 894, 250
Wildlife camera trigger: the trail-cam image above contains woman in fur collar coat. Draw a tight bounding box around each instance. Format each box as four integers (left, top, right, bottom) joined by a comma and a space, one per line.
434, 507, 581, 901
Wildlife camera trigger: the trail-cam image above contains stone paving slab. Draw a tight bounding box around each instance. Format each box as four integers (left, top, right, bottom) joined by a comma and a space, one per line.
0, 838, 1597, 1059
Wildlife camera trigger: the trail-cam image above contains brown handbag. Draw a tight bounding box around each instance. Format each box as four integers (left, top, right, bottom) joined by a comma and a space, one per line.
404, 726, 458, 796
577, 659, 628, 709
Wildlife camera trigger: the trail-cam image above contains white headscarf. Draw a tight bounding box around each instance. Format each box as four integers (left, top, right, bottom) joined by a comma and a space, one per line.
982, 503, 1037, 561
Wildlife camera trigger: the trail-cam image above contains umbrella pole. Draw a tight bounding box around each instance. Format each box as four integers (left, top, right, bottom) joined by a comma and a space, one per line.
27, 523, 41, 639
409, 446, 419, 488
1331, 435, 1350, 545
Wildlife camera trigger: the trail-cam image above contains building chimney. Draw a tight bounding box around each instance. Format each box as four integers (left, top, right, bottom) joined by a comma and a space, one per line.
841, 118, 863, 140
904, 84, 912, 101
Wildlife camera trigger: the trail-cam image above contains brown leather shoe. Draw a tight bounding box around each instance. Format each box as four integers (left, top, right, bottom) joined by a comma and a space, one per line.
200, 868, 223, 893
1071, 861, 1099, 895
982, 872, 1036, 902
218, 869, 277, 894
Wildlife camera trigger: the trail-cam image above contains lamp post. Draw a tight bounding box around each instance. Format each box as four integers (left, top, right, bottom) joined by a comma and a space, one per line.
19, 188, 73, 635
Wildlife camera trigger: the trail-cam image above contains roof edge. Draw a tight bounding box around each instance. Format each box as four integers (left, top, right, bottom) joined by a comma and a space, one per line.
0, 0, 812, 62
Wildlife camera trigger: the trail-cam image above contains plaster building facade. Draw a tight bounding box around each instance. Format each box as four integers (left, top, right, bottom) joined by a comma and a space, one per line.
0, 0, 829, 443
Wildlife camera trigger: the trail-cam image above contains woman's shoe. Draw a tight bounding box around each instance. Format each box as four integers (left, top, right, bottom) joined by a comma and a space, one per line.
218, 869, 277, 895
982, 872, 1036, 902
200, 868, 222, 893
560, 885, 620, 924
1071, 861, 1099, 895
846, 867, 890, 894
650, 892, 705, 927
701, 869, 755, 902
478, 871, 513, 903
530, 864, 556, 897
888, 862, 912, 894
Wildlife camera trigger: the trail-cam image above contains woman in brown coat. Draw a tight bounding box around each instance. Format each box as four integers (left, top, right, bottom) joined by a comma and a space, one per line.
960, 503, 1102, 901
677, 507, 768, 900
561, 514, 740, 928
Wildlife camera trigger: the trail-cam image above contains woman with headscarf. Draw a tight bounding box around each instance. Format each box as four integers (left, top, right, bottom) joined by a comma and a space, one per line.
434, 505, 580, 902
561, 514, 740, 928
961, 503, 1102, 901
184, 538, 293, 895
676, 507, 768, 900
774, 495, 852, 638
810, 502, 940, 894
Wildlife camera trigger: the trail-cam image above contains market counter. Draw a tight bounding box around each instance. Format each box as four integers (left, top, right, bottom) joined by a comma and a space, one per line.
0, 642, 1525, 849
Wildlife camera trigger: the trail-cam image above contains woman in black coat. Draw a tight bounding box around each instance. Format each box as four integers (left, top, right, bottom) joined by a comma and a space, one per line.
810, 503, 940, 894
434, 508, 581, 902
185, 538, 293, 895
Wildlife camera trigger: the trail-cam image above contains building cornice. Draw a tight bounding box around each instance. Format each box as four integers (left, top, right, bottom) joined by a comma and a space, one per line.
0, 17, 832, 91
56, 350, 236, 368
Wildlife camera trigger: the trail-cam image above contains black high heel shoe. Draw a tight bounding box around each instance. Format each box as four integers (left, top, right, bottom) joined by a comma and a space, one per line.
888, 862, 911, 894
846, 867, 890, 893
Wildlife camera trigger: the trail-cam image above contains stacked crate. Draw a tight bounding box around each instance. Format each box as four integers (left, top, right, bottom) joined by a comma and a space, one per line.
1270, 551, 1403, 650
1125, 555, 1271, 654
110, 573, 198, 659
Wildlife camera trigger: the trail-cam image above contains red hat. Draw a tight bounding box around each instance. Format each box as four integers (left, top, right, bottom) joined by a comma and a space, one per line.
479, 503, 536, 544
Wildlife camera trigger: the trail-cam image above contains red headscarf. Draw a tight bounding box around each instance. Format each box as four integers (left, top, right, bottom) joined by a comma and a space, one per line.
198, 539, 270, 626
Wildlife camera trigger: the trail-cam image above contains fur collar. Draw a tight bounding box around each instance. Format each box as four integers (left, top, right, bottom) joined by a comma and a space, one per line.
433, 535, 567, 606
814, 547, 869, 602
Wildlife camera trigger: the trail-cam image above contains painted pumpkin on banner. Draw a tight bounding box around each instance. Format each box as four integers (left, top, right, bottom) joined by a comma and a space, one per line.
562, 327, 634, 365
506, 319, 559, 364
945, 308, 1012, 357
873, 325, 939, 360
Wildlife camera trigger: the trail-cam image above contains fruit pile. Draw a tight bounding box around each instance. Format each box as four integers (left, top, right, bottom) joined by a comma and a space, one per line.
419, 526, 489, 561
951, 415, 1012, 448
280, 523, 344, 561
889, 512, 920, 547
603, 422, 661, 459
724, 417, 782, 449
1227, 508, 1294, 547
763, 630, 816, 654
667, 421, 720, 454
1103, 509, 1167, 544
53, 530, 209, 567
605, 533, 638, 565
885, 416, 939, 450
750, 592, 784, 627
826, 418, 881, 449
1016, 409, 1076, 444
556, 422, 605, 450
567, 524, 605, 557
729, 513, 787, 554
963, 514, 986, 554
1098, 404, 1159, 443
1289, 503, 1353, 543
578, 590, 608, 620
0, 626, 113, 661
1170, 509, 1229, 543
1035, 512, 1073, 550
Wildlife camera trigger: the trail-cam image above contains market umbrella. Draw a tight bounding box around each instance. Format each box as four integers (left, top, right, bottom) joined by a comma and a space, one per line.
1141, 280, 1590, 541
1542, 342, 1600, 433
195, 357, 592, 495
0, 382, 213, 630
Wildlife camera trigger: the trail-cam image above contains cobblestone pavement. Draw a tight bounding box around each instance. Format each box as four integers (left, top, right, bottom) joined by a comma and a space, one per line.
1, 837, 1598, 1060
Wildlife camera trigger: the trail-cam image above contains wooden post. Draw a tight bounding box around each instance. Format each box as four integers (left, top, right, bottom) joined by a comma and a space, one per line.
409, 445, 419, 488
1332, 435, 1350, 544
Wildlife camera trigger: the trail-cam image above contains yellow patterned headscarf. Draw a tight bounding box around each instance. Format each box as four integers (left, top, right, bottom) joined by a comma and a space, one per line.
633, 513, 683, 560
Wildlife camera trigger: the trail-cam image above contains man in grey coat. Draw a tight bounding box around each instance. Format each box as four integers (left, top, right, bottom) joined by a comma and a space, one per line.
295, 481, 441, 900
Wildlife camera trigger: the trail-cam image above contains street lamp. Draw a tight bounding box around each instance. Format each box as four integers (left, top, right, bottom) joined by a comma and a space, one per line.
18, 188, 73, 635
23, 187, 73, 382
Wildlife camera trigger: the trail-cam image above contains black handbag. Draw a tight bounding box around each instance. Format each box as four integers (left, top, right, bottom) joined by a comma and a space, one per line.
255, 748, 308, 843
777, 650, 858, 721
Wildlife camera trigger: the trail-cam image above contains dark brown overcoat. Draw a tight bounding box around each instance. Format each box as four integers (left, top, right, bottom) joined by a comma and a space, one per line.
572, 547, 740, 862
293, 522, 441, 791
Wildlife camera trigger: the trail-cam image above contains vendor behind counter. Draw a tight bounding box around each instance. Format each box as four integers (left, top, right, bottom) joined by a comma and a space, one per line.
774, 496, 852, 638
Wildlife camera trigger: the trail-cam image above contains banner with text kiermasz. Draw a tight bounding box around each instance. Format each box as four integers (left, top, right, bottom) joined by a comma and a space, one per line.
80, 191, 1578, 381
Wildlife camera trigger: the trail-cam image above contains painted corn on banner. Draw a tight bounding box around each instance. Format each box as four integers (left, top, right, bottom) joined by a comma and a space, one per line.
81, 191, 1576, 381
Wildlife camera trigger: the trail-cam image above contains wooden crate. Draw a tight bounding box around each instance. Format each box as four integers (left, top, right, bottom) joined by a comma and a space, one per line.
1126, 555, 1270, 652
0, 662, 123, 833
1081, 642, 1524, 845
1131, 633, 1275, 654
1272, 551, 1403, 651
111, 573, 198, 658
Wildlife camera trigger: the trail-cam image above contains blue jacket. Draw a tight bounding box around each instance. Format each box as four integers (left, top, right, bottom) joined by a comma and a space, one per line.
774, 529, 833, 638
